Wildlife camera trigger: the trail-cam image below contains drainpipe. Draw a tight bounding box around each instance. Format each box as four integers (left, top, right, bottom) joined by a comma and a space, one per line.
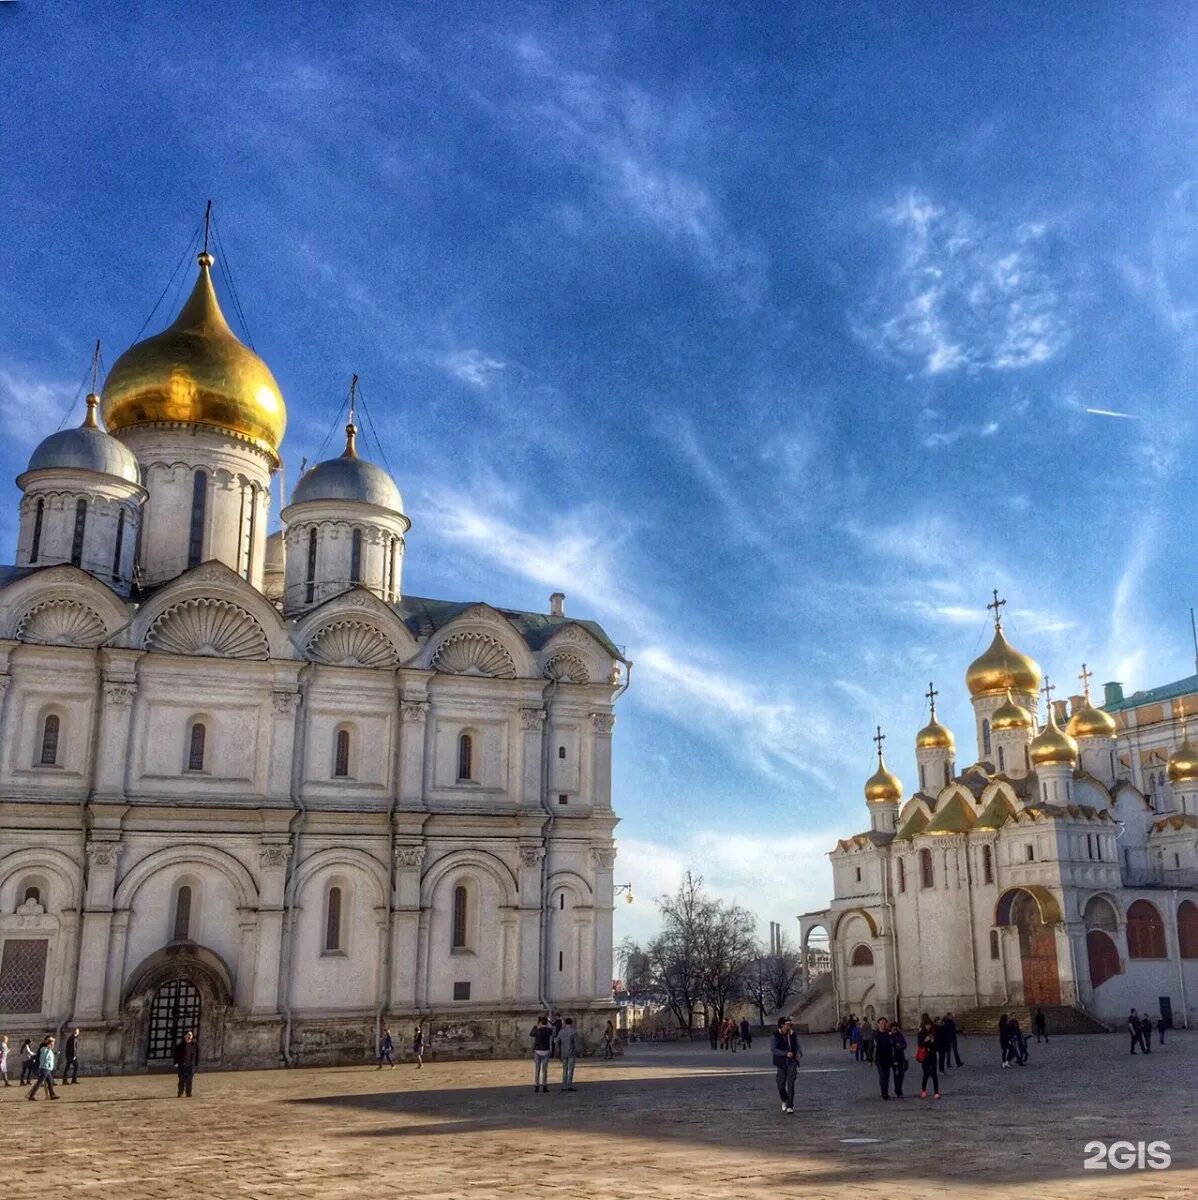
375, 676, 405, 1056
962, 840, 981, 1008
880, 855, 900, 1020
280, 672, 308, 1065
1172, 889, 1189, 1029
537, 677, 559, 1013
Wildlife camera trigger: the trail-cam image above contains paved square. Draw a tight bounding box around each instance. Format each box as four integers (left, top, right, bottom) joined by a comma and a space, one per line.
6, 1032, 1196, 1198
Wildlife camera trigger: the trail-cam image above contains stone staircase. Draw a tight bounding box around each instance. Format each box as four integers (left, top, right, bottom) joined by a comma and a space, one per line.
952, 1003, 1109, 1035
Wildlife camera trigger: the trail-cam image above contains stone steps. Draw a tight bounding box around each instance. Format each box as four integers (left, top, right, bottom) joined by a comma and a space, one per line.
953, 1003, 1109, 1035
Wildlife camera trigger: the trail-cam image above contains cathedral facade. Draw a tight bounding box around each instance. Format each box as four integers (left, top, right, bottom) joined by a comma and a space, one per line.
0, 249, 624, 1070
802, 604, 1198, 1029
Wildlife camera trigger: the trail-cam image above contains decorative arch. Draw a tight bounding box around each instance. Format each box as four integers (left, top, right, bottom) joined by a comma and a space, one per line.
994, 885, 1063, 927
0, 846, 81, 912
546, 869, 594, 900
1087, 930, 1121, 989
122, 942, 235, 1006
1081, 893, 1120, 931
293, 587, 418, 663
291, 847, 389, 909
432, 631, 517, 679
306, 620, 400, 669
1126, 898, 1167, 959
849, 943, 874, 967
16, 598, 109, 647
114, 845, 258, 911
420, 848, 519, 909
1178, 900, 1198, 959
1, 567, 129, 643
543, 652, 589, 684
145, 597, 269, 660
832, 906, 879, 941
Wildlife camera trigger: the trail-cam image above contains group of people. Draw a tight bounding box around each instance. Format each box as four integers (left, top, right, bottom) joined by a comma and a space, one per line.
529, 1013, 606, 1092
1, 1029, 82, 1099
709, 1016, 753, 1052
1127, 1008, 1167, 1053
998, 1014, 1031, 1066
376, 1026, 424, 1069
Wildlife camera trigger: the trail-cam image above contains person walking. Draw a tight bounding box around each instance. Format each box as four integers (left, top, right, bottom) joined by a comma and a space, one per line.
602, 1020, 616, 1060
61, 1027, 80, 1084
530, 1015, 554, 1093
1156, 1015, 1166, 1046
838, 1015, 849, 1049
998, 1014, 1012, 1067
1139, 1013, 1153, 1054
873, 1017, 895, 1100
1127, 1009, 1142, 1054
559, 1017, 580, 1092
1009, 1017, 1028, 1065
411, 1025, 424, 1068
860, 1017, 874, 1064
770, 1016, 800, 1114
27, 1036, 58, 1100
1033, 1008, 1047, 1043
890, 1021, 908, 1099
933, 1017, 951, 1073
19, 1038, 36, 1086
740, 1018, 752, 1051
917, 1017, 940, 1098
0, 1034, 9, 1086
944, 1013, 963, 1066
850, 1019, 863, 1062
173, 1030, 198, 1097
377, 1027, 395, 1069
551, 1012, 564, 1059
709, 1016, 719, 1051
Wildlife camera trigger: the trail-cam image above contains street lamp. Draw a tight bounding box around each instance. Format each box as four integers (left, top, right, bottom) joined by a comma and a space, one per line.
614, 883, 634, 904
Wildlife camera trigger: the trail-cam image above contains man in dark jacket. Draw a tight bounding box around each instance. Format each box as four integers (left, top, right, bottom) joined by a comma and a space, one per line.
173, 1030, 198, 1098
944, 1013, 963, 1066
873, 1017, 895, 1099
933, 1017, 952, 1071
1128, 1009, 1141, 1054
530, 1015, 554, 1093
1139, 1013, 1153, 1053
770, 1017, 801, 1114
739, 1018, 752, 1050
61, 1027, 81, 1084
1033, 1008, 1047, 1043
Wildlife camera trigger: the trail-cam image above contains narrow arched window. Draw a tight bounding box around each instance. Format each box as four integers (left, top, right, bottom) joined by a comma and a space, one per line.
452, 885, 468, 949
112, 508, 126, 580
919, 847, 934, 889
334, 729, 350, 777
1127, 899, 1166, 958
897, 857, 906, 892
30, 497, 44, 563
23, 885, 40, 906
71, 498, 87, 566
998, 745, 1006, 771
919, 763, 926, 792
982, 719, 991, 756
39, 714, 60, 766
243, 482, 257, 580
388, 537, 398, 599
982, 845, 993, 884
350, 528, 363, 584
458, 733, 473, 781
559, 745, 566, 760
325, 886, 343, 952
850, 944, 873, 966
187, 722, 206, 772
187, 471, 207, 567
305, 528, 317, 604
173, 885, 192, 942
989, 929, 1000, 960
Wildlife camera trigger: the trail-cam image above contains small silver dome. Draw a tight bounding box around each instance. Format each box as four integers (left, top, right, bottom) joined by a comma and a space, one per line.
290, 454, 403, 513
26, 424, 141, 485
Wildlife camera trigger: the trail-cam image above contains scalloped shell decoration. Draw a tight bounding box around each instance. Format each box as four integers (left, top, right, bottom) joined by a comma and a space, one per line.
543, 652, 589, 684
145, 598, 269, 660
431, 631, 517, 678
17, 599, 108, 647
306, 620, 399, 669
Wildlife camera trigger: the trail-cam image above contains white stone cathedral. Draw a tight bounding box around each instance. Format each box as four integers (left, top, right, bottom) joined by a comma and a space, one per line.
0, 248, 625, 1069
802, 600, 1198, 1030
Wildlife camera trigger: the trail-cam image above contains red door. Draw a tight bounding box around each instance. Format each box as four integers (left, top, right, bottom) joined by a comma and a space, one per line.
1014, 893, 1061, 1006
1086, 930, 1120, 989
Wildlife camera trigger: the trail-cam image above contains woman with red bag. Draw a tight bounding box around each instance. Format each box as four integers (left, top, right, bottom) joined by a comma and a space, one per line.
916, 1014, 940, 1099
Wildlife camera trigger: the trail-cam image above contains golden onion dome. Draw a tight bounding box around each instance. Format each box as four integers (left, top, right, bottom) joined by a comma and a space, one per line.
864, 753, 903, 805
992, 690, 1034, 732
1029, 708, 1078, 767
1167, 734, 1198, 785
1067, 700, 1117, 740
101, 252, 286, 464
965, 625, 1042, 698
915, 716, 955, 751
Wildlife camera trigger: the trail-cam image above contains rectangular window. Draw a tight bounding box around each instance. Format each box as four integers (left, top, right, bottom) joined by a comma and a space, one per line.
855, 866, 861, 882
1025, 844, 1035, 862
558, 794, 568, 805
558, 951, 563, 972
989, 929, 1000, 960
453, 981, 471, 1001
0, 939, 49, 1013
70, 498, 88, 567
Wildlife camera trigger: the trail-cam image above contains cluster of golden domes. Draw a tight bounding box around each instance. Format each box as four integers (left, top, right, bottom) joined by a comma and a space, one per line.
101, 251, 287, 464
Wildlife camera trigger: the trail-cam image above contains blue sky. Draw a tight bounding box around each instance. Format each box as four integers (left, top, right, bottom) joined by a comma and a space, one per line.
3, 3, 1197, 943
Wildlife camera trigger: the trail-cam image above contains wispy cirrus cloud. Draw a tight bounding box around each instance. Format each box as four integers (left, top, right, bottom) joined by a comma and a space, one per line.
0, 363, 77, 448
854, 189, 1071, 375
440, 348, 507, 388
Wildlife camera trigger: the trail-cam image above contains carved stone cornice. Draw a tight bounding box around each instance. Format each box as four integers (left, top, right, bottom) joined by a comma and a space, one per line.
394, 844, 427, 869
401, 700, 430, 724
519, 846, 546, 869
271, 690, 300, 717
85, 841, 123, 868
590, 712, 616, 735
259, 845, 292, 869
590, 847, 617, 871
104, 681, 137, 707
520, 707, 547, 732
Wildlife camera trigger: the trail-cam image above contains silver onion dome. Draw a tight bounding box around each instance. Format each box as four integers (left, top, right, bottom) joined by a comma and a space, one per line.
22, 395, 141, 486
290, 421, 403, 513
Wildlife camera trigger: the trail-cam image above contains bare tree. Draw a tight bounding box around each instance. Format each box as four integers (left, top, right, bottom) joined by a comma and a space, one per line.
696, 894, 758, 1024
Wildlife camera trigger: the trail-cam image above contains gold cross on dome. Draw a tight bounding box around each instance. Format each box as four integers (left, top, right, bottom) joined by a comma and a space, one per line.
1041, 675, 1056, 709
925, 681, 939, 718
987, 589, 1006, 629
873, 725, 886, 757
1078, 663, 1093, 699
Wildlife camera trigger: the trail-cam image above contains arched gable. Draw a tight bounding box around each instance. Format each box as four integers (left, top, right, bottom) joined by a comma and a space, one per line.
995, 884, 1062, 927
832, 906, 880, 941
546, 869, 594, 901
420, 847, 519, 908
421, 604, 538, 680
897, 795, 933, 824
114, 844, 258, 910
130, 561, 293, 660
291, 847, 389, 906
0, 566, 130, 647
0, 846, 82, 911
538, 625, 614, 686
294, 588, 418, 668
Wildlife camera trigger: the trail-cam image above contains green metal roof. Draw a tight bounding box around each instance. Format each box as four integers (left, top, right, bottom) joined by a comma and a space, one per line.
925, 795, 977, 835
895, 809, 930, 841
1104, 673, 1198, 714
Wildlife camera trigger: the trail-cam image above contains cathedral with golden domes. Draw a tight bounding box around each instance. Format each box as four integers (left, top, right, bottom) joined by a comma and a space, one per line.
0, 246, 625, 1069
801, 598, 1198, 1029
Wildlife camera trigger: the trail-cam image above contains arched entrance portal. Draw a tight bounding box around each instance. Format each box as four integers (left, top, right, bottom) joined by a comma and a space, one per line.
996, 887, 1061, 1006
122, 943, 234, 1069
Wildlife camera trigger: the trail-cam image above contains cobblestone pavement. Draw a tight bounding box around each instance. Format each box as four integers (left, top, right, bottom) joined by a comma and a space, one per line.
5, 1032, 1196, 1198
